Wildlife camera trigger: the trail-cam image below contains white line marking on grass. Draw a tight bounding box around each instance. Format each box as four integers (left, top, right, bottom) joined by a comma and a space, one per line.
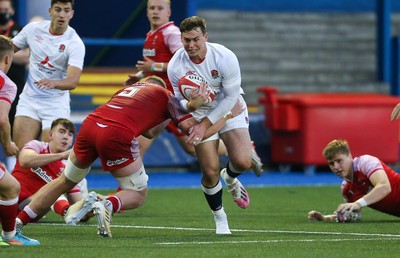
157, 238, 400, 245
36, 223, 400, 238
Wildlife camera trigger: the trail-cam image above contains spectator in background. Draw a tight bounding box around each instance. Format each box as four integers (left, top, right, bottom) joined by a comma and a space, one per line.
308, 139, 400, 222
0, 0, 29, 171
12, 0, 85, 149
0, 34, 39, 246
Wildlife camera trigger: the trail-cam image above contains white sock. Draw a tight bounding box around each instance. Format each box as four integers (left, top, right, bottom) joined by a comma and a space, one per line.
6, 156, 16, 173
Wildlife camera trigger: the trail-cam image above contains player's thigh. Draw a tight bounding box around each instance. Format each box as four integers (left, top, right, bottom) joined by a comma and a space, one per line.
13, 116, 41, 148
138, 135, 155, 155
220, 128, 252, 166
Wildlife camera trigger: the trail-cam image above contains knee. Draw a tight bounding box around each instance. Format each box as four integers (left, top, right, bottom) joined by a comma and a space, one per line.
230, 157, 252, 172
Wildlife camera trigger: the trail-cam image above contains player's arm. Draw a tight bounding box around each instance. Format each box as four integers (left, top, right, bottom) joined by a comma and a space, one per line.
308, 210, 336, 222
0, 101, 18, 156
336, 169, 391, 213
141, 120, 170, 139
18, 148, 70, 168
35, 65, 82, 91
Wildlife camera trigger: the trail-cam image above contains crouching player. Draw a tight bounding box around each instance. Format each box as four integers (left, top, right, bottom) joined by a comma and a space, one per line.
308, 139, 400, 223
16, 76, 243, 238
14, 118, 97, 228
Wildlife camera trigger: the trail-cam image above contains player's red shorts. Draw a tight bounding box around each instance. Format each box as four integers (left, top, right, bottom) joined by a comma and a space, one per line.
74, 119, 140, 171
165, 120, 186, 137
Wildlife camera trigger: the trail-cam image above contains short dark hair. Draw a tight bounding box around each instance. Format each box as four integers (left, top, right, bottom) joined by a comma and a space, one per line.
180, 16, 206, 35
51, 0, 74, 8
51, 118, 75, 134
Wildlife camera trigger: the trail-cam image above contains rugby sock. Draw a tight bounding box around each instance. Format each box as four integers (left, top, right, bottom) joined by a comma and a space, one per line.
226, 161, 242, 178
0, 197, 18, 232
201, 181, 223, 211
18, 205, 38, 225
53, 199, 70, 217
106, 196, 121, 213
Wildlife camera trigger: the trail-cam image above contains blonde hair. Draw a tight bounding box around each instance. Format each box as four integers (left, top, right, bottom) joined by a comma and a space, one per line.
322, 139, 351, 161
0, 35, 14, 60
139, 75, 166, 88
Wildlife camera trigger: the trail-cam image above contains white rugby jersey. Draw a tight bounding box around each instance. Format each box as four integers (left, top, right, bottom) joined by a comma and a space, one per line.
0, 69, 17, 104
12, 20, 85, 98
168, 42, 244, 124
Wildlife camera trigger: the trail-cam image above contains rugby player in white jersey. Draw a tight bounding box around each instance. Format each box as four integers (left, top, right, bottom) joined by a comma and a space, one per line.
168, 16, 253, 234
11, 0, 85, 149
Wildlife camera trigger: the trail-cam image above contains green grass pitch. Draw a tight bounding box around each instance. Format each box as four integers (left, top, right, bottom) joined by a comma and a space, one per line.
2, 186, 400, 257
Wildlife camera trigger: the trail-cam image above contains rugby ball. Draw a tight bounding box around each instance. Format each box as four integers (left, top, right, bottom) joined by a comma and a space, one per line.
178, 75, 215, 104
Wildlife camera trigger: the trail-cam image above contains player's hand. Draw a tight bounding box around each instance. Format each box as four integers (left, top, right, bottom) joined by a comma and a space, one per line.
187, 82, 209, 110
136, 56, 154, 72
307, 210, 325, 221
391, 103, 400, 121
230, 98, 245, 117
35, 79, 57, 90
3, 141, 19, 156
186, 123, 207, 146
336, 202, 362, 213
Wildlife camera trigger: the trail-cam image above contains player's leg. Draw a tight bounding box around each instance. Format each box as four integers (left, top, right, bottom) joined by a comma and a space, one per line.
0, 165, 40, 245
196, 139, 231, 234
220, 128, 252, 209
12, 116, 41, 149
138, 135, 156, 157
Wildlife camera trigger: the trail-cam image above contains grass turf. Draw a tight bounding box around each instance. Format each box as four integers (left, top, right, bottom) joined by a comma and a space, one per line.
2, 186, 400, 257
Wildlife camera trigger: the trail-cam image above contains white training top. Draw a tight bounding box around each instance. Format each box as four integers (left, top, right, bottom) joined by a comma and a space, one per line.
12, 20, 85, 98
168, 42, 243, 124
0, 69, 17, 104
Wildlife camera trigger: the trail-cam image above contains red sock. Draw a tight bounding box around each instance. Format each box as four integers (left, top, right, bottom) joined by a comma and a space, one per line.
0, 202, 18, 232
53, 199, 70, 217
17, 210, 31, 226
106, 196, 121, 213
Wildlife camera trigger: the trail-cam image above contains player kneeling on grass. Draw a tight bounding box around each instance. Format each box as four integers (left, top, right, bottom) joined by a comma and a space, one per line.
308, 139, 400, 223
17, 76, 245, 239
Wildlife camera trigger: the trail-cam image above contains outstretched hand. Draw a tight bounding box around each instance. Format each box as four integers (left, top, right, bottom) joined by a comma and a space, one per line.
307, 210, 325, 221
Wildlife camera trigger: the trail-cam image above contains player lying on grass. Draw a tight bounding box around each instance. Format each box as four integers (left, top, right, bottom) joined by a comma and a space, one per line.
16, 76, 245, 239
13, 118, 96, 226
308, 139, 400, 223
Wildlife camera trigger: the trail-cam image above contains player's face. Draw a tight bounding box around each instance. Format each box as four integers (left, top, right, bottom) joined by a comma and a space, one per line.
49, 2, 74, 33
327, 153, 353, 179
147, 0, 171, 30
49, 124, 74, 152
181, 28, 208, 63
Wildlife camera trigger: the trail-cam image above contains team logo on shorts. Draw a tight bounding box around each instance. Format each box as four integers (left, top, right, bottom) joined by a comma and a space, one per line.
106, 158, 129, 167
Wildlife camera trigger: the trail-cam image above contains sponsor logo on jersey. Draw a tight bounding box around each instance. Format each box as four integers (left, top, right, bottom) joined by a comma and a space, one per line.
143, 48, 156, 57
31, 167, 53, 183
106, 158, 129, 167
34, 35, 43, 43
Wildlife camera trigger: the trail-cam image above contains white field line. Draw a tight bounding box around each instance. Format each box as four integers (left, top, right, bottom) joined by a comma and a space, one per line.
35, 223, 400, 239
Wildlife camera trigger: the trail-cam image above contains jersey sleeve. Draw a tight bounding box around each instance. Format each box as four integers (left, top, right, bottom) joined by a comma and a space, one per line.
164, 25, 183, 54
0, 75, 16, 104
207, 50, 242, 124
12, 22, 32, 50
356, 155, 384, 178
66, 38, 85, 70
167, 93, 192, 125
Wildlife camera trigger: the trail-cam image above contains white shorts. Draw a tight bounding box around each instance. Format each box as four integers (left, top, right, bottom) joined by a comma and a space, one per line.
202, 96, 249, 143
16, 93, 70, 130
